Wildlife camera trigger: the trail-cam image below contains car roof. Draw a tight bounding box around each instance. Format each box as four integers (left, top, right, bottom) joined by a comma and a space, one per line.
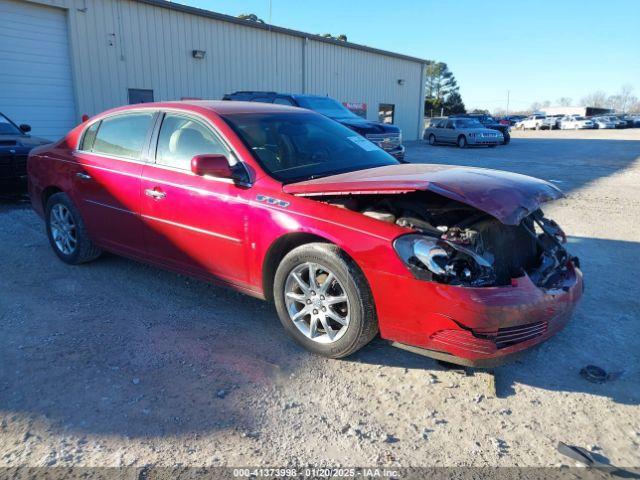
227, 91, 332, 101
95, 100, 305, 117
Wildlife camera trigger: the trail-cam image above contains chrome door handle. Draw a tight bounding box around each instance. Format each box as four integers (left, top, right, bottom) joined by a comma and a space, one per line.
145, 188, 166, 200
76, 172, 92, 180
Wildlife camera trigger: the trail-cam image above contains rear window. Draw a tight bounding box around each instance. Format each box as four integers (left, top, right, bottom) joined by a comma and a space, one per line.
91, 113, 154, 160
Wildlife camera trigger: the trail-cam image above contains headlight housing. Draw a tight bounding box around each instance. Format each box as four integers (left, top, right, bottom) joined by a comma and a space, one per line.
393, 234, 496, 286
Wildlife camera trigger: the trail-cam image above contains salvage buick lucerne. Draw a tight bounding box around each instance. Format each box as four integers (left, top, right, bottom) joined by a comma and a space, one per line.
27, 101, 583, 366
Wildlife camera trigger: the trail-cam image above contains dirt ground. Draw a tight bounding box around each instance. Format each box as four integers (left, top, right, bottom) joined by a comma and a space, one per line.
1, 129, 639, 468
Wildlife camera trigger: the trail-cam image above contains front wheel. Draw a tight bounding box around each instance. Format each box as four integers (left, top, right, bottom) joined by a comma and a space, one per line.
273, 243, 378, 358
46, 192, 102, 264
428, 134, 436, 146
457, 135, 468, 148
502, 133, 510, 145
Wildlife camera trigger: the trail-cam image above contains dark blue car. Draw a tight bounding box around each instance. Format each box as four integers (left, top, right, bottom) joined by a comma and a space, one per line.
223, 91, 405, 161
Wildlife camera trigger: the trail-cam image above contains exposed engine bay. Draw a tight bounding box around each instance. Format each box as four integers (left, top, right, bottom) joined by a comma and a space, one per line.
324, 191, 577, 289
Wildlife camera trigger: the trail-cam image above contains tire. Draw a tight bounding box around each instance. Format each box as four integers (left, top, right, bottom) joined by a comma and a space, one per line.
488, 144, 496, 148
502, 133, 510, 145
535, 124, 541, 131
457, 135, 468, 148
428, 134, 436, 146
273, 243, 378, 358
45, 192, 102, 265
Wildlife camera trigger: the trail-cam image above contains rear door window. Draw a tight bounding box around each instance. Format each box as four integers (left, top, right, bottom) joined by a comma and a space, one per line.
155, 114, 228, 170
91, 113, 154, 160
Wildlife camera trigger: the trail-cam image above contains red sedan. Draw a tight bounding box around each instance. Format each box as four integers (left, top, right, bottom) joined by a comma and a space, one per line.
27, 101, 583, 366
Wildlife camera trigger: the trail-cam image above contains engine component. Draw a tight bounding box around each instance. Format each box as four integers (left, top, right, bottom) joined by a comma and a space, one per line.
362, 209, 396, 223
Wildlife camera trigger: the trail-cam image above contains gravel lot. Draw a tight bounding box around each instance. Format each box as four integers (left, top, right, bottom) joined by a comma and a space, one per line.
1, 129, 639, 468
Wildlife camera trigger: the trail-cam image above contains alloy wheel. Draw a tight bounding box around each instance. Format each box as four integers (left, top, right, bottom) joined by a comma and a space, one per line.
284, 262, 350, 344
49, 204, 78, 255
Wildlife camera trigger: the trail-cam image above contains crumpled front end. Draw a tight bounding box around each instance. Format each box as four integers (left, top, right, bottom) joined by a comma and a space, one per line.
314, 189, 583, 366
369, 260, 583, 367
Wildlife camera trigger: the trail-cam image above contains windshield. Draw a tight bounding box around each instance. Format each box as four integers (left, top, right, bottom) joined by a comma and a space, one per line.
221, 112, 397, 183
455, 119, 483, 129
0, 114, 23, 135
295, 97, 358, 119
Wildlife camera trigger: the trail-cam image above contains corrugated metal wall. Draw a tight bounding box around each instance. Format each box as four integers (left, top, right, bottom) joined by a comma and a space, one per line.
24, 0, 425, 139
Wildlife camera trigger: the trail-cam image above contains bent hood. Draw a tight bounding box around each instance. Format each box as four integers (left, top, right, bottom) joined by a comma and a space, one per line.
283, 164, 564, 225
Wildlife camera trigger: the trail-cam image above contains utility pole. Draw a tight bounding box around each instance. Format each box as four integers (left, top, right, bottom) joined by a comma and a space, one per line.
506, 90, 510, 116
268, 0, 272, 24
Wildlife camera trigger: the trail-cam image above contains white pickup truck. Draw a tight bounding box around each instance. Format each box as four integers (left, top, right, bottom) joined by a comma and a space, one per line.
514, 114, 556, 130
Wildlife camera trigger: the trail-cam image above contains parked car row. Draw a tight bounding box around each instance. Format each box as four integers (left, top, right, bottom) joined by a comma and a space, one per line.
513, 113, 640, 130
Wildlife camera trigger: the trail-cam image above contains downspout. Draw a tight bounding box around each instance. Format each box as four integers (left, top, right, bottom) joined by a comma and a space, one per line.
417, 62, 427, 140
301, 36, 308, 94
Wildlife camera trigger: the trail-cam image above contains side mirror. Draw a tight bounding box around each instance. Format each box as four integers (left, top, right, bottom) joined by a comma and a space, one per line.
191, 154, 234, 179
19, 124, 31, 133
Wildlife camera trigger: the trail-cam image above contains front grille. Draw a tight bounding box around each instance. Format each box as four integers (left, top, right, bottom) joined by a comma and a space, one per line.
365, 133, 401, 150
0, 154, 27, 179
495, 321, 547, 349
12, 154, 27, 176
430, 329, 496, 355
430, 320, 548, 355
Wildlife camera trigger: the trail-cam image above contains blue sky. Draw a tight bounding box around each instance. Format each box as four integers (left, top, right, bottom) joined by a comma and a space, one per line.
183, 0, 640, 111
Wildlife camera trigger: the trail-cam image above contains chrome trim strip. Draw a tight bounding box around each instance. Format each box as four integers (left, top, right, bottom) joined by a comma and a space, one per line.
141, 214, 242, 243
85, 199, 136, 215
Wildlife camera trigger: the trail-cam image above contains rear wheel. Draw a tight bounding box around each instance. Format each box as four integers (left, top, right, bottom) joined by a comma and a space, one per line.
273, 243, 378, 358
457, 135, 468, 148
502, 133, 510, 145
45, 192, 101, 264
428, 134, 436, 146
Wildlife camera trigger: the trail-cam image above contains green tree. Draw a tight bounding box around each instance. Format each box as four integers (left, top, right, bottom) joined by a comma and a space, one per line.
443, 91, 466, 115
319, 33, 348, 41
424, 61, 464, 116
237, 13, 265, 23
425, 61, 459, 101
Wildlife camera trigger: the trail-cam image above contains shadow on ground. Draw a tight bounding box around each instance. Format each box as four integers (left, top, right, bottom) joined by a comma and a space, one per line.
349, 235, 640, 405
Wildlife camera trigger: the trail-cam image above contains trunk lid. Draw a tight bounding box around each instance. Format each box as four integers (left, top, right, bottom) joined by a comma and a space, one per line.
282, 164, 564, 225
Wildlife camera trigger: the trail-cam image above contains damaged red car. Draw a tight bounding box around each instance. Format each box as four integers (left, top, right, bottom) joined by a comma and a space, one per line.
27, 101, 583, 366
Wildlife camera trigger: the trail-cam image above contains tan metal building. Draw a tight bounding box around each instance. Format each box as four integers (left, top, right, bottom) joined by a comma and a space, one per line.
1, 0, 427, 140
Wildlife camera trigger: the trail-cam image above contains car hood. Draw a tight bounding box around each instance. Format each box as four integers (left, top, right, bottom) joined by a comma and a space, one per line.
332, 117, 400, 134
0, 134, 51, 148
283, 164, 564, 225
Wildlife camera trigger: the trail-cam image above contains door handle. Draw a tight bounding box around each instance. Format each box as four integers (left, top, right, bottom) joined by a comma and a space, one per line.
145, 188, 166, 200
76, 172, 92, 180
